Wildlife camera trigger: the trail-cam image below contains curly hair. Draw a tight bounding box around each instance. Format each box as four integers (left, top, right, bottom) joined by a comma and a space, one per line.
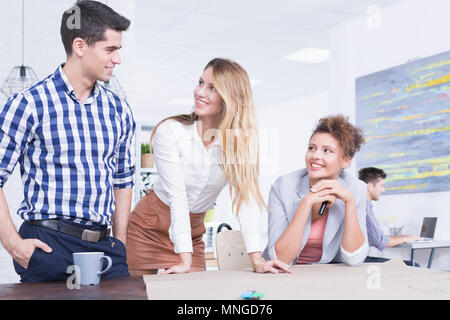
311, 114, 365, 159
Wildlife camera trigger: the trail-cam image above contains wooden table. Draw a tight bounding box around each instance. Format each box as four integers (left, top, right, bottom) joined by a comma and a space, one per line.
0, 276, 147, 300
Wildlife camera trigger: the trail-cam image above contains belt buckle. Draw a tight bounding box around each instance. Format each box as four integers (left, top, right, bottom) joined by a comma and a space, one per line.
81, 229, 101, 242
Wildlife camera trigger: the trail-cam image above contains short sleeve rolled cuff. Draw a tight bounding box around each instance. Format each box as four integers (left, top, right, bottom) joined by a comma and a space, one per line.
169, 229, 193, 254
241, 234, 263, 254
376, 234, 390, 251
113, 99, 135, 190
113, 167, 135, 189
340, 240, 369, 267
237, 197, 264, 254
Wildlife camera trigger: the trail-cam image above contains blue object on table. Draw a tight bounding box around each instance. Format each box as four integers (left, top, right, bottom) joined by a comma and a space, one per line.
241, 290, 255, 299
241, 290, 263, 300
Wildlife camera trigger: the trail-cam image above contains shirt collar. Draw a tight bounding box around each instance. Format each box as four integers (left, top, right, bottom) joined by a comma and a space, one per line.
53, 63, 101, 103
192, 121, 222, 148
192, 120, 202, 143
296, 169, 311, 199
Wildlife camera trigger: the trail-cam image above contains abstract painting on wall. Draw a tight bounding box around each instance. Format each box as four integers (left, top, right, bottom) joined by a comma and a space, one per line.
355, 50, 450, 194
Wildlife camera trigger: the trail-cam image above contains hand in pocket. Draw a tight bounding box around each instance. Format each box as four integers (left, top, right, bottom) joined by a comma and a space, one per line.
12, 238, 52, 269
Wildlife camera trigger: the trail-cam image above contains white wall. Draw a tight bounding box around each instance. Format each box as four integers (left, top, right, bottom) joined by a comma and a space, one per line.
256, 90, 330, 200
329, 0, 450, 270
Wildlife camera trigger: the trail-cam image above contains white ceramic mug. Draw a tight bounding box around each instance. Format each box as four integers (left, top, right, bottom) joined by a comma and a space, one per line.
72, 252, 112, 285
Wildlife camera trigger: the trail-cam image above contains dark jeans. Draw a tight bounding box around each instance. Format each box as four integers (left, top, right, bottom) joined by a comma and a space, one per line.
364, 256, 420, 267
13, 220, 130, 282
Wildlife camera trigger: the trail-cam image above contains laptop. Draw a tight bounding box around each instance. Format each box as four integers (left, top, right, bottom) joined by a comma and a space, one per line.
412, 217, 437, 243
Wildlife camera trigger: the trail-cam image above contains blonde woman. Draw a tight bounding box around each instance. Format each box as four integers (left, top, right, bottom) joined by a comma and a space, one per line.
126, 58, 292, 275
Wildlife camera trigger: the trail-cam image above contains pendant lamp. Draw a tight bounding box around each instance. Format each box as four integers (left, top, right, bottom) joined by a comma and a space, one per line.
1, 0, 39, 98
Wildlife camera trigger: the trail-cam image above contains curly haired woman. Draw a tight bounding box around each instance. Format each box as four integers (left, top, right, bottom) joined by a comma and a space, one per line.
263, 114, 369, 266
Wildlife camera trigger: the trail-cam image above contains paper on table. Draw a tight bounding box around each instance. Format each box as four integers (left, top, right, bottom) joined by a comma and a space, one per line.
143, 259, 450, 300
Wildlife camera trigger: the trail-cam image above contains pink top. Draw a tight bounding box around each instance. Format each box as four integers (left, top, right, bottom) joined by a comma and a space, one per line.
296, 214, 328, 264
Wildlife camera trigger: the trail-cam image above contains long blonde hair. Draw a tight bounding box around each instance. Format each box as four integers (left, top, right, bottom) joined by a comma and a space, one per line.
150, 58, 266, 214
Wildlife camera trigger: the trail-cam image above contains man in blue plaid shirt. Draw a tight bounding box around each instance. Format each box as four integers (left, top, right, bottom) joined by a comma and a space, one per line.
0, 1, 135, 282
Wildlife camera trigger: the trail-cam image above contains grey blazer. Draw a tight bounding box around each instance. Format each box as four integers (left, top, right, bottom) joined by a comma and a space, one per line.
262, 168, 369, 266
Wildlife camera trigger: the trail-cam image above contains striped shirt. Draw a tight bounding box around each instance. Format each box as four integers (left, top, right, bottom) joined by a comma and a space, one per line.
0, 64, 135, 226
366, 200, 390, 250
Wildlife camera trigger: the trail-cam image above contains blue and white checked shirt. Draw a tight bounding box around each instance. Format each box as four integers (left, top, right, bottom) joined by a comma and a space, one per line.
0, 64, 135, 226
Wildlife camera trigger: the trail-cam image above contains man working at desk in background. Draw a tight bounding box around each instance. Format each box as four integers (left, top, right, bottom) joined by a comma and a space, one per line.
358, 167, 420, 266
0, 0, 134, 282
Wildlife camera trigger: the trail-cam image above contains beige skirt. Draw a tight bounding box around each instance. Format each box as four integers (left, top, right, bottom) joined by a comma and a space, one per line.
126, 189, 206, 270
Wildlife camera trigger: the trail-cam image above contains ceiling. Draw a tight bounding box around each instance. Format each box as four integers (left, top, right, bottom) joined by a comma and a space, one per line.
132, 0, 397, 118
0, 0, 398, 119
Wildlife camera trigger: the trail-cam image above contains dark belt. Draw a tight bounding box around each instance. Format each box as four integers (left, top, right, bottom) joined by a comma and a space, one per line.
27, 219, 109, 243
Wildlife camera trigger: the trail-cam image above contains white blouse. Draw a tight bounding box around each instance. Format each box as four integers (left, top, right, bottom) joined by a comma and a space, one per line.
151, 119, 263, 254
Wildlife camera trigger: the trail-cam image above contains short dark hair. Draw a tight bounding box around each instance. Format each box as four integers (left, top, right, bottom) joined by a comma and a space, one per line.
311, 114, 365, 159
60, 0, 131, 55
358, 167, 387, 184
